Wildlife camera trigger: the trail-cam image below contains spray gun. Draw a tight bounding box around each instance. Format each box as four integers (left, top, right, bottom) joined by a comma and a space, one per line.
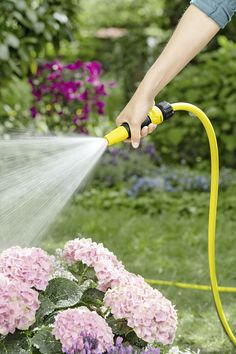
103, 100, 236, 347
104, 101, 174, 146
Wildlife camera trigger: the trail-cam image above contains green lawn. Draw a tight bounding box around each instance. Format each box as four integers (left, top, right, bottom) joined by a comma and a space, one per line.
41, 186, 236, 353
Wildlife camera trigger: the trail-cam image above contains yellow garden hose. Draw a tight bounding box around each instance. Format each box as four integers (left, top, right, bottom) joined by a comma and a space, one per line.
172, 103, 236, 346
104, 101, 236, 346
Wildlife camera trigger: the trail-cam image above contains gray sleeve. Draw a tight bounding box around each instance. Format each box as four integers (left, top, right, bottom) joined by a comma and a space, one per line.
190, 0, 236, 28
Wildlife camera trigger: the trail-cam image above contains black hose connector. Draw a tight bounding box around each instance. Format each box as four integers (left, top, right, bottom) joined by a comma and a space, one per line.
156, 101, 174, 121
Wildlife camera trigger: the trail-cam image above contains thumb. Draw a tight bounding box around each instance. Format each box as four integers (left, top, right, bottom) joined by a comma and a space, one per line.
130, 124, 141, 149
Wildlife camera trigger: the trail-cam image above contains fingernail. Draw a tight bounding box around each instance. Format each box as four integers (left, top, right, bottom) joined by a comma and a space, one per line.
133, 142, 139, 149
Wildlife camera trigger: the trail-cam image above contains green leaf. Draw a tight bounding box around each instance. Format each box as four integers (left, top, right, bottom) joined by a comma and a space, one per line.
31, 326, 62, 354
68, 261, 98, 284
81, 288, 104, 306
124, 330, 147, 348
106, 316, 130, 336
34, 293, 56, 326
44, 278, 83, 308
5, 34, 20, 48
0, 331, 31, 354
0, 44, 9, 61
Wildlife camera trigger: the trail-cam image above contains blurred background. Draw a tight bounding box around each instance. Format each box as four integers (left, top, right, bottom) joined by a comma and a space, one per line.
1, 0, 236, 352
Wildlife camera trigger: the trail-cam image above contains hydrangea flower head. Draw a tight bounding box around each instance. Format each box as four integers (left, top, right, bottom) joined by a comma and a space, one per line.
0, 274, 40, 335
62, 237, 126, 291
52, 308, 114, 354
0, 246, 54, 290
104, 281, 177, 345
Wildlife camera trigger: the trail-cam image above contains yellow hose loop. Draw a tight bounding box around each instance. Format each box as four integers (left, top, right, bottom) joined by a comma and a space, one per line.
170, 102, 236, 346
145, 278, 236, 293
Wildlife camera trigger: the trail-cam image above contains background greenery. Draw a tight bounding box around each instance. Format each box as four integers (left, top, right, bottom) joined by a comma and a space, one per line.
1, 0, 236, 352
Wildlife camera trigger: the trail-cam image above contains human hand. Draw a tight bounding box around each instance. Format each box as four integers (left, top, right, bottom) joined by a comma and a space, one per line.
116, 91, 157, 148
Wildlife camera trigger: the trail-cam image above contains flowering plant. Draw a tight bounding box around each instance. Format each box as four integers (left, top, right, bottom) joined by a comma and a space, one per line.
29, 59, 114, 133
0, 236, 198, 354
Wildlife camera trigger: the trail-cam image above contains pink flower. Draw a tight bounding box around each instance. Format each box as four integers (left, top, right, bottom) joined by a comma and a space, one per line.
0, 274, 40, 335
0, 246, 54, 291
52, 308, 114, 354
62, 238, 126, 292
104, 280, 177, 345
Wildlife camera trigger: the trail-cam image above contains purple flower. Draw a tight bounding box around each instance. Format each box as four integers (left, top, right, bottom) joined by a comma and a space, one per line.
65, 59, 83, 71
79, 89, 89, 101
30, 106, 37, 118
43, 60, 63, 71
95, 83, 107, 96
108, 81, 117, 89
47, 71, 61, 80
85, 61, 102, 83
95, 101, 105, 115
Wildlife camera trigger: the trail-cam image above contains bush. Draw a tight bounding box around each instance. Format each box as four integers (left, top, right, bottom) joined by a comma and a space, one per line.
29, 59, 114, 133
157, 36, 236, 167
0, 0, 80, 80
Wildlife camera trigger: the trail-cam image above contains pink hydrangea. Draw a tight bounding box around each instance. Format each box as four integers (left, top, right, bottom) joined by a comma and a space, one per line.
0, 246, 54, 290
0, 274, 40, 335
62, 238, 126, 292
52, 308, 114, 354
104, 280, 177, 345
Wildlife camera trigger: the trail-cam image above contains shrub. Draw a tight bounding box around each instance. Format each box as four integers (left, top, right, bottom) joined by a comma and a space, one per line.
157, 36, 236, 167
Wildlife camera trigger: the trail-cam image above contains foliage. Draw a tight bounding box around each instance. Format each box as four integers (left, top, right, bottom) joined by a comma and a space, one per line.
0, 239, 178, 353
0, 0, 80, 80
156, 37, 236, 167
29, 59, 113, 133
42, 183, 236, 353
0, 76, 32, 134
90, 143, 161, 188
91, 144, 233, 192
78, 0, 168, 103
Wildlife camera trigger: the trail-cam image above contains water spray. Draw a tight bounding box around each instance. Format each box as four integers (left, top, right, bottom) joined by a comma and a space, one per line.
104, 101, 236, 347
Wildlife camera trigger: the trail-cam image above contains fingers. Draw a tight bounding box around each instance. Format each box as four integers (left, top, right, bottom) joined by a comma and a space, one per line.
130, 124, 141, 149
148, 123, 157, 134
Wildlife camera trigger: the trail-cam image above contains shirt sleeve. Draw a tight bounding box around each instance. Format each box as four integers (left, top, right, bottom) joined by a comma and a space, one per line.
190, 0, 236, 28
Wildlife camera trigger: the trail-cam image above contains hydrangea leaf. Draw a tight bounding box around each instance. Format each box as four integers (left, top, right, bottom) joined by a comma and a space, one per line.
34, 293, 56, 326
31, 326, 61, 354
0, 331, 31, 354
68, 261, 98, 284
81, 287, 104, 307
44, 277, 83, 308
106, 316, 131, 336
124, 330, 147, 348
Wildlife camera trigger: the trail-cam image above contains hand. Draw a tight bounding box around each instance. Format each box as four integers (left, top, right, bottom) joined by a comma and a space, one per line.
116, 91, 157, 148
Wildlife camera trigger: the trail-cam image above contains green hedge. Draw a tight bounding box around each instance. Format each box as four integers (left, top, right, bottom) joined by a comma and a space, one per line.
156, 36, 236, 167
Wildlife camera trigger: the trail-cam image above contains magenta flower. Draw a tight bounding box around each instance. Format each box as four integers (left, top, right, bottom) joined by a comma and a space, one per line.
95, 83, 107, 96
30, 106, 37, 118
0, 246, 54, 291
95, 101, 105, 115
65, 59, 83, 71
29, 58, 114, 131
85, 61, 102, 83
78, 89, 88, 101
0, 274, 40, 335
52, 308, 114, 354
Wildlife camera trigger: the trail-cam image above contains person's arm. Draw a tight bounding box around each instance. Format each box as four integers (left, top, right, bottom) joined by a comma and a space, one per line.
116, 4, 220, 148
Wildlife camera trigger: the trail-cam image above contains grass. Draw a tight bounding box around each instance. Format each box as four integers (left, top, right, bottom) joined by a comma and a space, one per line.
41, 185, 236, 353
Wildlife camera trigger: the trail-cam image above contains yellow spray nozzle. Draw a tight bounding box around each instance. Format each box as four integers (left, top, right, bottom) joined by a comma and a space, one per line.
104, 101, 174, 146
